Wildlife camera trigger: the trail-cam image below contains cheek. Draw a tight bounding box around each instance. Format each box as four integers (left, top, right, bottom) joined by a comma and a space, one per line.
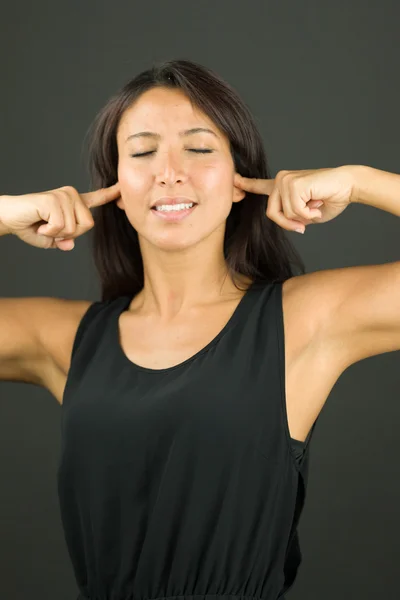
118, 163, 147, 191
196, 162, 232, 193
200, 165, 234, 211
117, 164, 150, 212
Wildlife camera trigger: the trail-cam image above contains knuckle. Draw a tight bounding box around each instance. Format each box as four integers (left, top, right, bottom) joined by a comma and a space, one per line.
80, 206, 95, 229
80, 222, 93, 235
49, 223, 64, 233
48, 192, 61, 205
63, 225, 77, 236
60, 185, 76, 194
299, 206, 310, 218
276, 169, 288, 180
85, 216, 95, 228
76, 223, 91, 236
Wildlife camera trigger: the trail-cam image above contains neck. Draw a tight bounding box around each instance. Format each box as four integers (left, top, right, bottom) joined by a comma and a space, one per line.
133, 239, 250, 320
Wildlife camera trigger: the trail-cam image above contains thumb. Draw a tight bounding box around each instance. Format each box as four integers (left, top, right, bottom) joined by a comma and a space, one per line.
81, 182, 121, 208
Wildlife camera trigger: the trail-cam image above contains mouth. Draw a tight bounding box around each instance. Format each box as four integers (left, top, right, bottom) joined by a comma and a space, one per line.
150, 202, 198, 222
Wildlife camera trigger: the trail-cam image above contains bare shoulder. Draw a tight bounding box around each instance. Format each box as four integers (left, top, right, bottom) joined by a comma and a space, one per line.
281, 269, 354, 379
280, 271, 351, 441
282, 268, 348, 347
280, 264, 400, 440
283, 262, 400, 368
281, 272, 332, 364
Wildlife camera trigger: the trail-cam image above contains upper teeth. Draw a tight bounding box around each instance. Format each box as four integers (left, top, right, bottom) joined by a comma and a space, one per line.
155, 203, 194, 212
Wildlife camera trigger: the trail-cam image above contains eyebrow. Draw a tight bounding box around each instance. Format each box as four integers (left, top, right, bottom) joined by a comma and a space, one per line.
125, 127, 219, 143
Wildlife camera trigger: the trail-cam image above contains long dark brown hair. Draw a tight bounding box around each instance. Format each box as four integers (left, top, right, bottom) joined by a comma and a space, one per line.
84, 59, 306, 302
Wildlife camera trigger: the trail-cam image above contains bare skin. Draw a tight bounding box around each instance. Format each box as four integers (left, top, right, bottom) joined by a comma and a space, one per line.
39, 273, 340, 444
25, 87, 347, 442
0, 86, 341, 444
32, 89, 344, 441
2, 89, 399, 450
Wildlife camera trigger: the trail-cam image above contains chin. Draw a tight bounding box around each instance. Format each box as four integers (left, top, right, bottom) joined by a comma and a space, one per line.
145, 232, 203, 253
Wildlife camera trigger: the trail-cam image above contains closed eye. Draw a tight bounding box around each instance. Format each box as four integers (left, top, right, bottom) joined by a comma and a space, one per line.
130, 149, 213, 157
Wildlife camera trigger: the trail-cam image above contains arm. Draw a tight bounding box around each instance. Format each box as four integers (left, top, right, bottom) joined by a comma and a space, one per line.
0, 297, 92, 406
0, 215, 10, 236
296, 165, 400, 369
315, 261, 400, 369
351, 164, 400, 216
326, 164, 400, 366
0, 297, 54, 386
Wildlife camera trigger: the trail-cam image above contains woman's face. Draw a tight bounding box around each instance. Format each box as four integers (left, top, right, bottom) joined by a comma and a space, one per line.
116, 86, 245, 252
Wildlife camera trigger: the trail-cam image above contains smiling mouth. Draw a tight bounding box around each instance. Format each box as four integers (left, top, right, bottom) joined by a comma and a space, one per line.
150, 203, 198, 221
151, 202, 197, 212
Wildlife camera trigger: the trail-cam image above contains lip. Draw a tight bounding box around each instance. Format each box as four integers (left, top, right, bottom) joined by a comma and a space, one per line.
151, 197, 197, 208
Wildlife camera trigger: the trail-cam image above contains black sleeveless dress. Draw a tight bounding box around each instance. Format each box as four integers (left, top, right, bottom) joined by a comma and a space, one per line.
57, 281, 319, 600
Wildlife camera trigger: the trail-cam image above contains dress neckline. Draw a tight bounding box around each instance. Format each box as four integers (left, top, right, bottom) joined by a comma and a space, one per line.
112, 280, 259, 374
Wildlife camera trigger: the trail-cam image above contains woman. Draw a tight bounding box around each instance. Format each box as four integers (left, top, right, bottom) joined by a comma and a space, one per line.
1, 58, 399, 600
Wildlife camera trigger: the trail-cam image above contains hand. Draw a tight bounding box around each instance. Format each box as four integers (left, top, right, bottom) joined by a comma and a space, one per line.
234, 165, 356, 233
0, 182, 121, 250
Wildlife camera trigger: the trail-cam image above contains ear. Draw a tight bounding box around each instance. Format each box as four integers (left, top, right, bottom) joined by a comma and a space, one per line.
232, 183, 246, 204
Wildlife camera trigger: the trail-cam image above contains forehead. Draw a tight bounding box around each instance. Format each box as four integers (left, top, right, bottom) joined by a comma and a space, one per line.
117, 87, 220, 140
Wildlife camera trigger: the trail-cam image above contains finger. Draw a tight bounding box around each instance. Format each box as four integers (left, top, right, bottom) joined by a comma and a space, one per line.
310, 200, 324, 208
266, 185, 309, 231
299, 204, 323, 220
36, 200, 65, 236
81, 182, 121, 209
54, 196, 95, 240
55, 238, 75, 251
49, 199, 95, 247
37, 195, 75, 238
234, 173, 275, 196
288, 189, 323, 221
73, 196, 95, 233
58, 194, 77, 236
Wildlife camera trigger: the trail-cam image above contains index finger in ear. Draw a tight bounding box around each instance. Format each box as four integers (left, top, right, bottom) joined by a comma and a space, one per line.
81, 182, 121, 208
234, 173, 275, 196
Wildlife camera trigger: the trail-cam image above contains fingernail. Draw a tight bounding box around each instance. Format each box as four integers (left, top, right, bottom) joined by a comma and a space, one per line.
295, 228, 305, 234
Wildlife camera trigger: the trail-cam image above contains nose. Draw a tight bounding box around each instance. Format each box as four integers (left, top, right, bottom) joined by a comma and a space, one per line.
155, 149, 188, 186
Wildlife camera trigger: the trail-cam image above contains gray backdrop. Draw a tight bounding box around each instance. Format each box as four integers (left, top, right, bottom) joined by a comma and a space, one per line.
1, 0, 399, 598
